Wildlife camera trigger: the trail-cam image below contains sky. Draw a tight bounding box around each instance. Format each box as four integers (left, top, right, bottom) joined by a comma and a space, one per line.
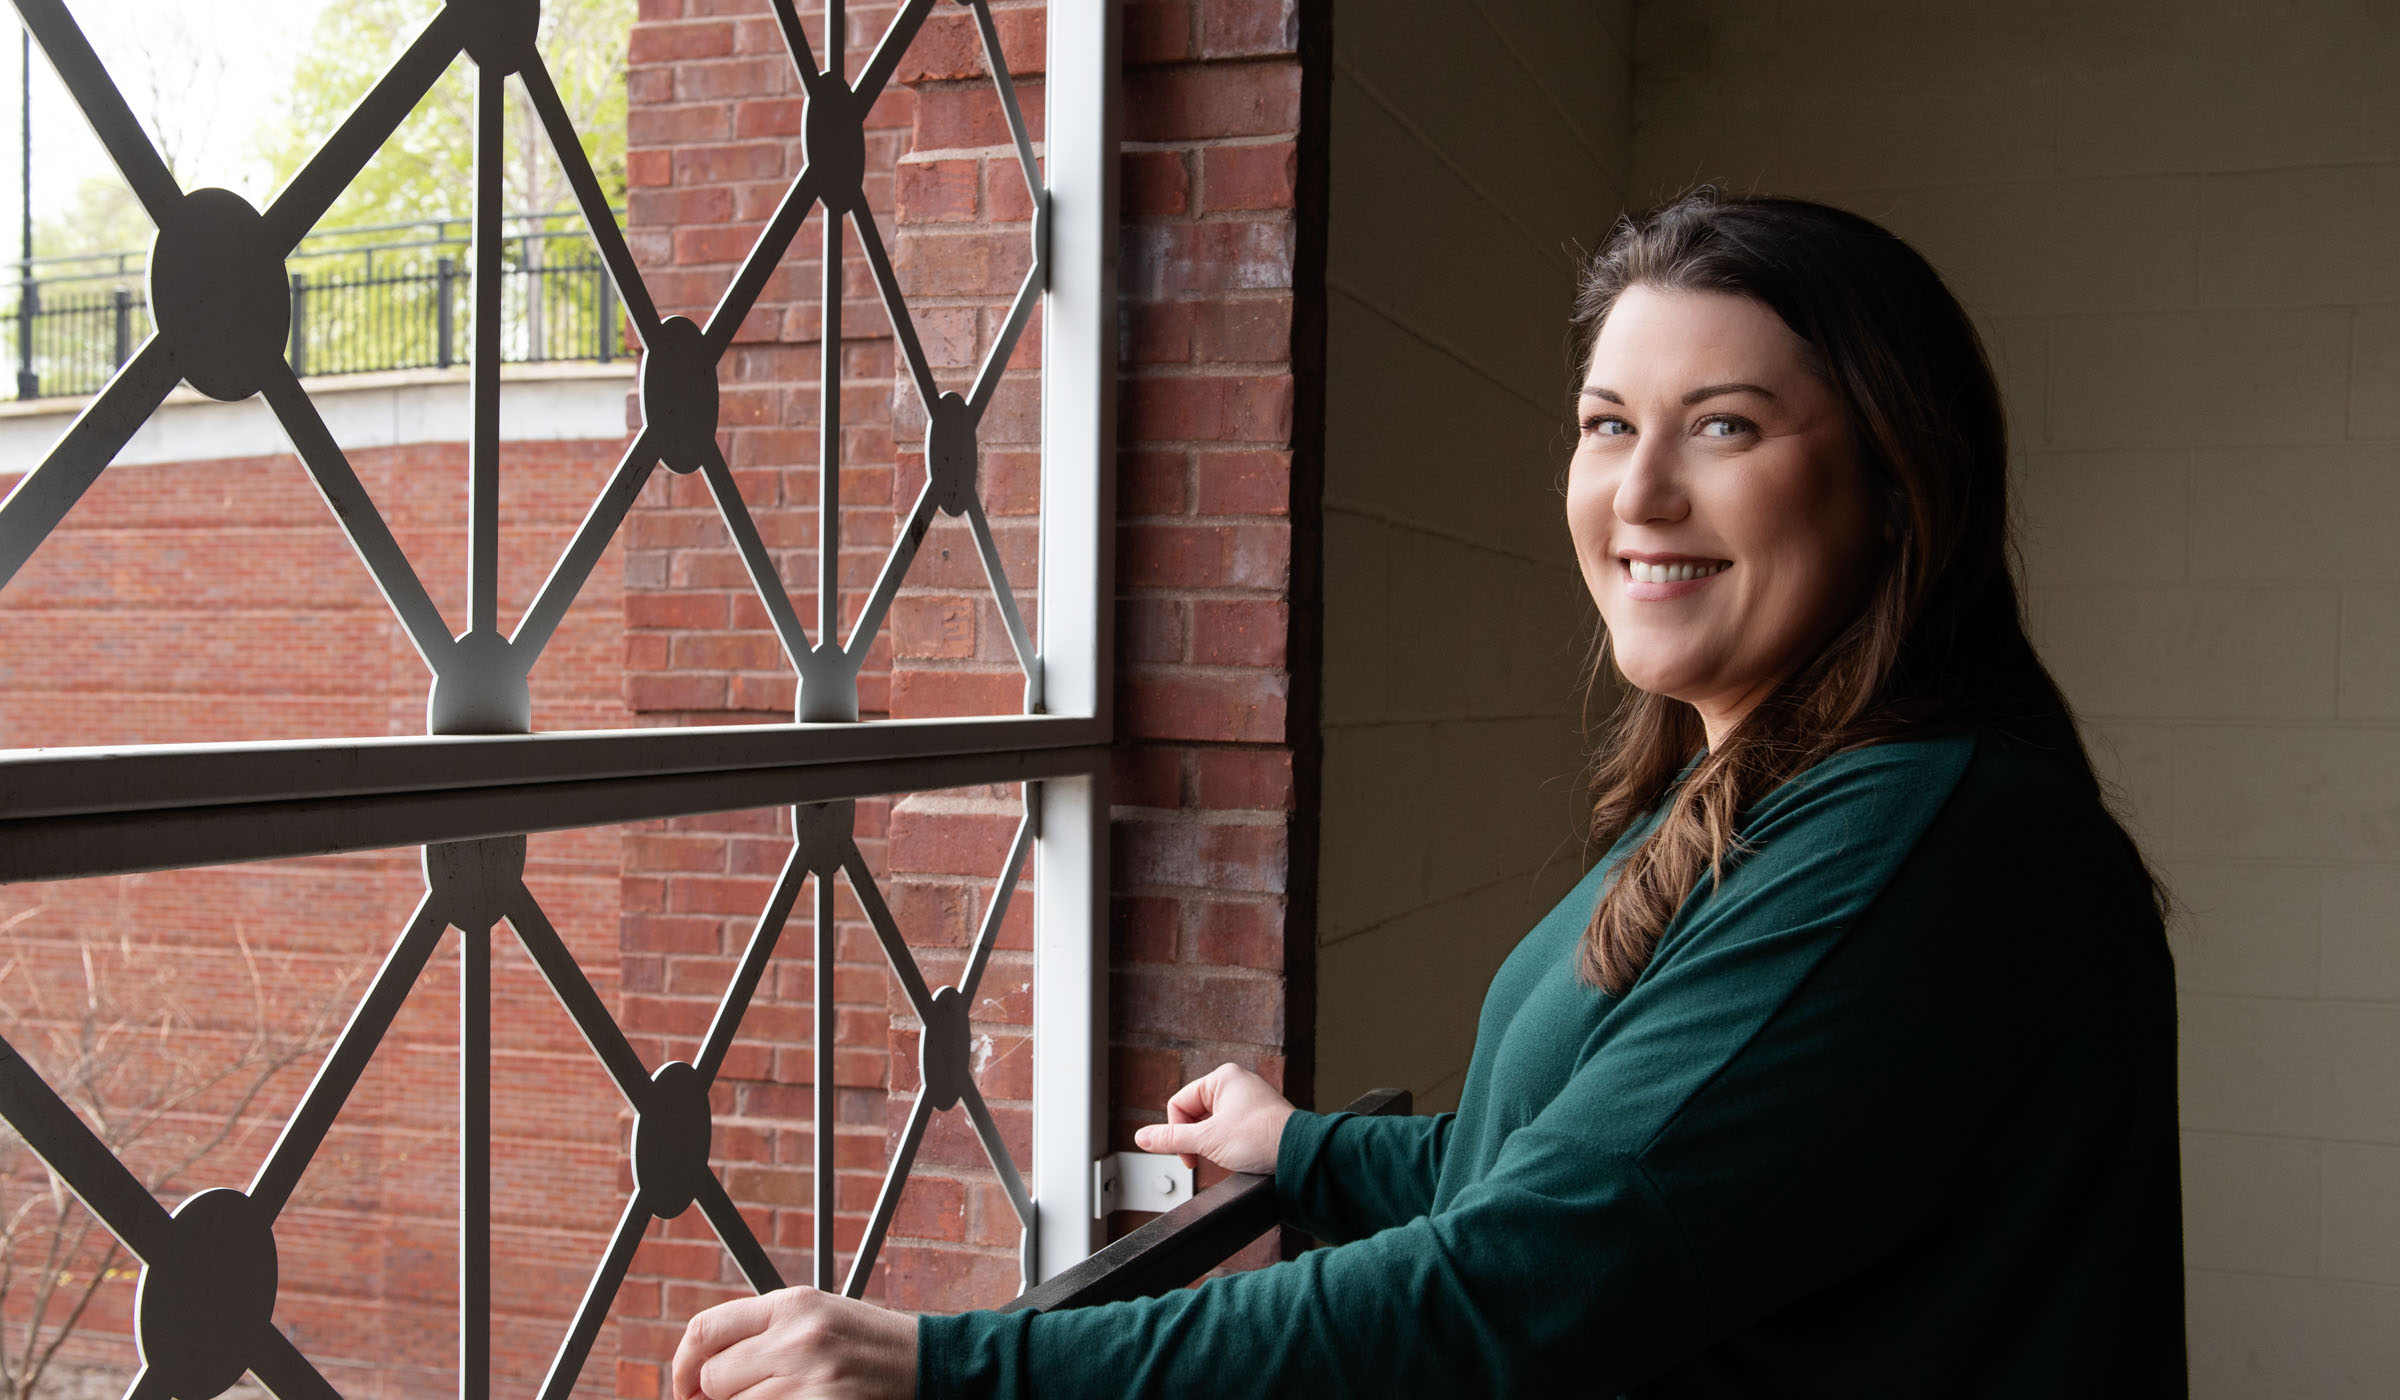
6, 0, 331, 253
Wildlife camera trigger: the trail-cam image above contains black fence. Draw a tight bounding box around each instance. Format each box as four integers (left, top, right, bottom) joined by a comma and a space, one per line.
0, 213, 630, 399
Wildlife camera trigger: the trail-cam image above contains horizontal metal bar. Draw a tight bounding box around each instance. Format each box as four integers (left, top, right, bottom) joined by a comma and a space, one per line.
1002, 1088, 1413, 1315
0, 744, 1108, 884
0, 714, 1104, 823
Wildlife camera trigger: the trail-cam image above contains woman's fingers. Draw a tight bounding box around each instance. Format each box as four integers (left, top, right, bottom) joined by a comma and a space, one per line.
1163, 1063, 1230, 1125
1133, 1119, 1204, 1169
673, 1294, 778, 1400
671, 1285, 917, 1400
1139, 1064, 1299, 1176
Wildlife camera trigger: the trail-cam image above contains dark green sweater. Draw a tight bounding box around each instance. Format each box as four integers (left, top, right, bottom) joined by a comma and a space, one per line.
920, 729, 2186, 1396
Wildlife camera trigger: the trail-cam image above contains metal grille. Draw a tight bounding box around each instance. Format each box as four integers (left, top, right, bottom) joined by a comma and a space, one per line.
0, 0, 1118, 1396
4, 214, 628, 398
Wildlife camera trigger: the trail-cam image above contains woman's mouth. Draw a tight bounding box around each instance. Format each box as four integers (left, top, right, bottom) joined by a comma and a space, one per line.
1619, 555, 1731, 599
1624, 558, 1730, 584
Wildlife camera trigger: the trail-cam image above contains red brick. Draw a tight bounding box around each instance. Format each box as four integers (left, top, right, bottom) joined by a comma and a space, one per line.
1199, 141, 1296, 212
628, 149, 672, 187
1116, 817, 1287, 894
630, 20, 735, 63
1120, 522, 1290, 590
1124, 62, 1300, 142
1122, 150, 1191, 216
987, 162, 1040, 221
735, 98, 809, 138
890, 8, 1047, 83
1114, 1043, 1188, 1112
1192, 449, 1291, 516
1121, 450, 1189, 516
1127, 299, 1196, 365
1110, 745, 1184, 809
1123, 373, 1294, 446
1191, 296, 1291, 363
673, 57, 797, 103
1118, 668, 1289, 743
888, 667, 1027, 718
892, 595, 976, 658
1193, 899, 1284, 970
675, 140, 792, 185
1136, 220, 1295, 295
1124, 0, 1194, 64
1117, 596, 1185, 664
1111, 893, 1180, 966
1197, 0, 1297, 57
1116, 966, 1283, 1044
1192, 749, 1293, 811
911, 83, 1049, 152
625, 633, 672, 670
628, 672, 727, 710
887, 807, 1021, 877
632, 103, 733, 145
1190, 598, 1286, 666
896, 159, 980, 223
627, 592, 730, 629
671, 631, 786, 671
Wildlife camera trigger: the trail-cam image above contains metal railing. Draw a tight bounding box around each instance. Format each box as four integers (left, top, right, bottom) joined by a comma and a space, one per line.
1007, 1089, 1414, 1314
0, 0, 1119, 1396
2, 212, 629, 399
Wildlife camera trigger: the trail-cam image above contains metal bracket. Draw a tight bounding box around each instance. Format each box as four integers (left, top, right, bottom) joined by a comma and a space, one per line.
1093, 1150, 1194, 1218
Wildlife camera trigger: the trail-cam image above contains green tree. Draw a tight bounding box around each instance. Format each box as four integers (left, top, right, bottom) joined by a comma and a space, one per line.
257, 0, 633, 230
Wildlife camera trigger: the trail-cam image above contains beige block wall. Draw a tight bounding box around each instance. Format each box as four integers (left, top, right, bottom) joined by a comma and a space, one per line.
1633, 1, 2400, 1392
1315, 0, 1633, 1111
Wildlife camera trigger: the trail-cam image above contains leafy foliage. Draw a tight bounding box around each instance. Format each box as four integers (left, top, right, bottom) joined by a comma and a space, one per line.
256, 0, 635, 230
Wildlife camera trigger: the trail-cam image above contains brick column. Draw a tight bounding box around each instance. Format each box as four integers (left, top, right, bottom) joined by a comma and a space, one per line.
615, 0, 1321, 1364
1104, 1, 1319, 1273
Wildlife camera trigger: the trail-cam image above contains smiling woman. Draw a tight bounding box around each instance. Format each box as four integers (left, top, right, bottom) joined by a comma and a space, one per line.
1571, 288, 1880, 750
671, 191, 2189, 1399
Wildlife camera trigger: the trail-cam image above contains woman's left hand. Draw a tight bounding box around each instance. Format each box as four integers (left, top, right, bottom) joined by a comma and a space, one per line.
672, 1286, 917, 1400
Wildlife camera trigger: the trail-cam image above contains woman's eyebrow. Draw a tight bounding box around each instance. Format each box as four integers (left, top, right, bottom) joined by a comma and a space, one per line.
1576, 383, 1778, 405
1682, 382, 1777, 405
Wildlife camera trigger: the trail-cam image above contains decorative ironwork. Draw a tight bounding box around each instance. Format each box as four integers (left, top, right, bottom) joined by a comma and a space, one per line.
3, 213, 627, 398
0, 0, 1104, 1396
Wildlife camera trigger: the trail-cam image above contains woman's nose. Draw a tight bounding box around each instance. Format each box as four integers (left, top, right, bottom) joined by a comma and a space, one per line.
1612, 439, 1688, 526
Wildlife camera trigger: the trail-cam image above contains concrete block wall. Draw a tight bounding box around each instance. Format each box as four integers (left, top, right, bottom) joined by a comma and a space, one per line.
1633, 1, 2400, 1392
1313, 0, 1633, 1112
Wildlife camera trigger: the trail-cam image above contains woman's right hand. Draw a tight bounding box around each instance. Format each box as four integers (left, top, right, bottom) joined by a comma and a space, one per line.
1132, 1062, 1295, 1177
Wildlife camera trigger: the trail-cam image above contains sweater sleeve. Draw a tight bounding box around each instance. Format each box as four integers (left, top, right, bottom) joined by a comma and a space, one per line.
1273, 1107, 1452, 1244
918, 734, 2110, 1398
918, 1089, 1714, 1399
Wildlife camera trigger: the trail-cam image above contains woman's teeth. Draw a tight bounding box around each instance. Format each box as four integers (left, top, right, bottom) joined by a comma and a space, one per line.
1626, 559, 1729, 584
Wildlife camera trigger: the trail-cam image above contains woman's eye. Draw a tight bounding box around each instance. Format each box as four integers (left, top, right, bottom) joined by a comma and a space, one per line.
1581, 416, 1633, 437
1696, 415, 1755, 439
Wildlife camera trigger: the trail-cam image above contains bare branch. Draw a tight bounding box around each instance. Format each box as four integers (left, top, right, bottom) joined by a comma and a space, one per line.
0, 927, 358, 1395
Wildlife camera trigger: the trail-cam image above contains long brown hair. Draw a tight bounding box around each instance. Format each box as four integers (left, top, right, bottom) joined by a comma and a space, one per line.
1574, 190, 2160, 994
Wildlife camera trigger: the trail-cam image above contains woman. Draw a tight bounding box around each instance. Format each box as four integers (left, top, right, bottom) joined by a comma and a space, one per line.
671, 191, 2187, 1397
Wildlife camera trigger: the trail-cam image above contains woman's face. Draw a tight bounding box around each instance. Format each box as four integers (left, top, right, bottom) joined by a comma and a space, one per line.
1566, 286, 1881, 744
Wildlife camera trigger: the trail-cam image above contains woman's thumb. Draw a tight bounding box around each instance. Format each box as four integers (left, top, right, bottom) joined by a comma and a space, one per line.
1134, 1123, 1192, 1153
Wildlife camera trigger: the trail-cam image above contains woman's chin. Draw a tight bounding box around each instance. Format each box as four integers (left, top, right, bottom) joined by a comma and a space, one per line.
1609, 653, 1711, 704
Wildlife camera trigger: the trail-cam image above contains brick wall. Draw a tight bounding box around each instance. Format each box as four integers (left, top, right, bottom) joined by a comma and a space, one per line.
0, 436, 637, 1398
0, 0, 1326, 1389
1633, 3, 2400, 1394
614, 0, 1319, 1366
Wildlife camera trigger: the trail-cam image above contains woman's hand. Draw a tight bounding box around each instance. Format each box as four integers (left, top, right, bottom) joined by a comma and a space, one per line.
672, 1286, 916, 1400
1132, 1062, 1294, 1176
